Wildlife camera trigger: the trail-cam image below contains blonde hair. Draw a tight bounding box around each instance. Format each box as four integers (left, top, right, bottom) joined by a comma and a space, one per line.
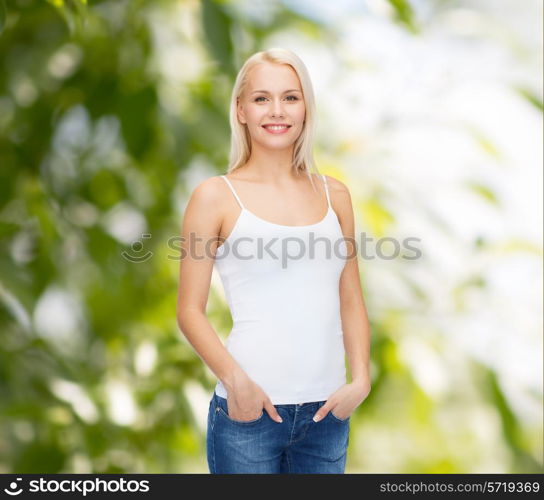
227, 48, 319, 187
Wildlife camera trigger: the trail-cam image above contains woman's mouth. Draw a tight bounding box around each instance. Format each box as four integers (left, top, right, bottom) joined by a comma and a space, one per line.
262, 125, 291, 134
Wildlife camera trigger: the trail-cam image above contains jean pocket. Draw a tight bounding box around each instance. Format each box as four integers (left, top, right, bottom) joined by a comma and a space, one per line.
217, 406, 265, 424
214, 395, 265, 425
329, 410, 350, 423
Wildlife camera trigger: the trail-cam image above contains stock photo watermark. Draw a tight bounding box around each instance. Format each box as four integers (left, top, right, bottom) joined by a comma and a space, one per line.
121, 232, 422, 269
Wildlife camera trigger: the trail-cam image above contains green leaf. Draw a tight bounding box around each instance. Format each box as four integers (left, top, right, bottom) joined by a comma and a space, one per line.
386, 0, 419, 33
466, 126, 501, 158
514, 85, 543, 112
201, 0, 234, 74
46, 0, 88, 36
360, 198, 395, 238
466, 182, 499, 205
0, 0, 6, 36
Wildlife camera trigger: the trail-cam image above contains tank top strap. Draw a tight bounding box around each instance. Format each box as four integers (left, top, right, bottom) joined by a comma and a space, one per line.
321, 174, 331, 209
220, 175, 245, 210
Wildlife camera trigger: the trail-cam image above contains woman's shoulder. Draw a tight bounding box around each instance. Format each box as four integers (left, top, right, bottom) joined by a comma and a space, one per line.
313, 172, 353, 227
192, 174, 229, 195
312, 172, 350, 196
187, 175, 230, 214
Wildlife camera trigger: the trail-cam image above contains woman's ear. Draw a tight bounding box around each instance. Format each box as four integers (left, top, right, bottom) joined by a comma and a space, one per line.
237, 97, 246, 125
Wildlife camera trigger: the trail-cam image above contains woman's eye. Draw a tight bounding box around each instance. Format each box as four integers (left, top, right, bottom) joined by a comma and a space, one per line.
254, 96, 299, 102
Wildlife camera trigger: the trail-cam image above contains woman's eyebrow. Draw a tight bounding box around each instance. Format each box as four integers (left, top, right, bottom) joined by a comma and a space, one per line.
250, 89, 302, 94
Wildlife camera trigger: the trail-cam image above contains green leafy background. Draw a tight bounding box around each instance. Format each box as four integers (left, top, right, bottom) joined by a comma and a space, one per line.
0, 0, 542, 473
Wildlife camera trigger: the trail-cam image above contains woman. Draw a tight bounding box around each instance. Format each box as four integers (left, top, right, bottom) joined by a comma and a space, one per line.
177, 48, 371, 474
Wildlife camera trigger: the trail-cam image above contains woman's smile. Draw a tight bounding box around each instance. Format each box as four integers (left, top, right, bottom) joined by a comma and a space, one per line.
262, 124, 292, 134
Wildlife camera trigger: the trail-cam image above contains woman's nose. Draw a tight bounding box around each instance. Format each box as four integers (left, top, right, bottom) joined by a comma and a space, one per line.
271, 100, 284, 116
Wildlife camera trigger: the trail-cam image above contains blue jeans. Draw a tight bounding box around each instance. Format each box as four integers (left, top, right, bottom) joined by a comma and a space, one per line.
206, 391, 350, 474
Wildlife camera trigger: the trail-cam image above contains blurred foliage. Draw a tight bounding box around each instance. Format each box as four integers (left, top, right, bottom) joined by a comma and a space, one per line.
0, 0, 541, 474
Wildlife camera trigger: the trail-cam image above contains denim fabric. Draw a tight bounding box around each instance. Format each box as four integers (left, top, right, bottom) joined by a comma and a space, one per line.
206, 391, 350, 474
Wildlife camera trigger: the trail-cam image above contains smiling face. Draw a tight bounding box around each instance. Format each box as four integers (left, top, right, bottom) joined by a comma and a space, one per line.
237, 62, 306, 151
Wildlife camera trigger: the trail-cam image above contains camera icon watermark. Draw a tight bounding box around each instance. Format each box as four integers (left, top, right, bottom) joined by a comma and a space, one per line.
121, 233, 153, 263
4, 477, 23, 496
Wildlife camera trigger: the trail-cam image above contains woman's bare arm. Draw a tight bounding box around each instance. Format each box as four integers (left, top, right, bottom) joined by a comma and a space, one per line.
309, 175, 371, 422
176, 177, 245, 390
176, 176, 282, 422
329, 175, 372, 386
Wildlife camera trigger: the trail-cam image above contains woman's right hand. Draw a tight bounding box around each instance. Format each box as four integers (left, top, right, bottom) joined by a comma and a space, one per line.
226, 374, 283, 423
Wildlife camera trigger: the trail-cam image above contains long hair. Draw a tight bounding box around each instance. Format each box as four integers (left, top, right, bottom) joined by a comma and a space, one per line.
227, 48, 319, 187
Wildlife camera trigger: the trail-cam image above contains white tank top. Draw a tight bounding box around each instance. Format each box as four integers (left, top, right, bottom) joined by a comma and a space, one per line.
214, 174, 348, 404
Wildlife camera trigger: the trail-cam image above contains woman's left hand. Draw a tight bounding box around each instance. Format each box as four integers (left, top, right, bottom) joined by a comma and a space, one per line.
312, 377, 371, 422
